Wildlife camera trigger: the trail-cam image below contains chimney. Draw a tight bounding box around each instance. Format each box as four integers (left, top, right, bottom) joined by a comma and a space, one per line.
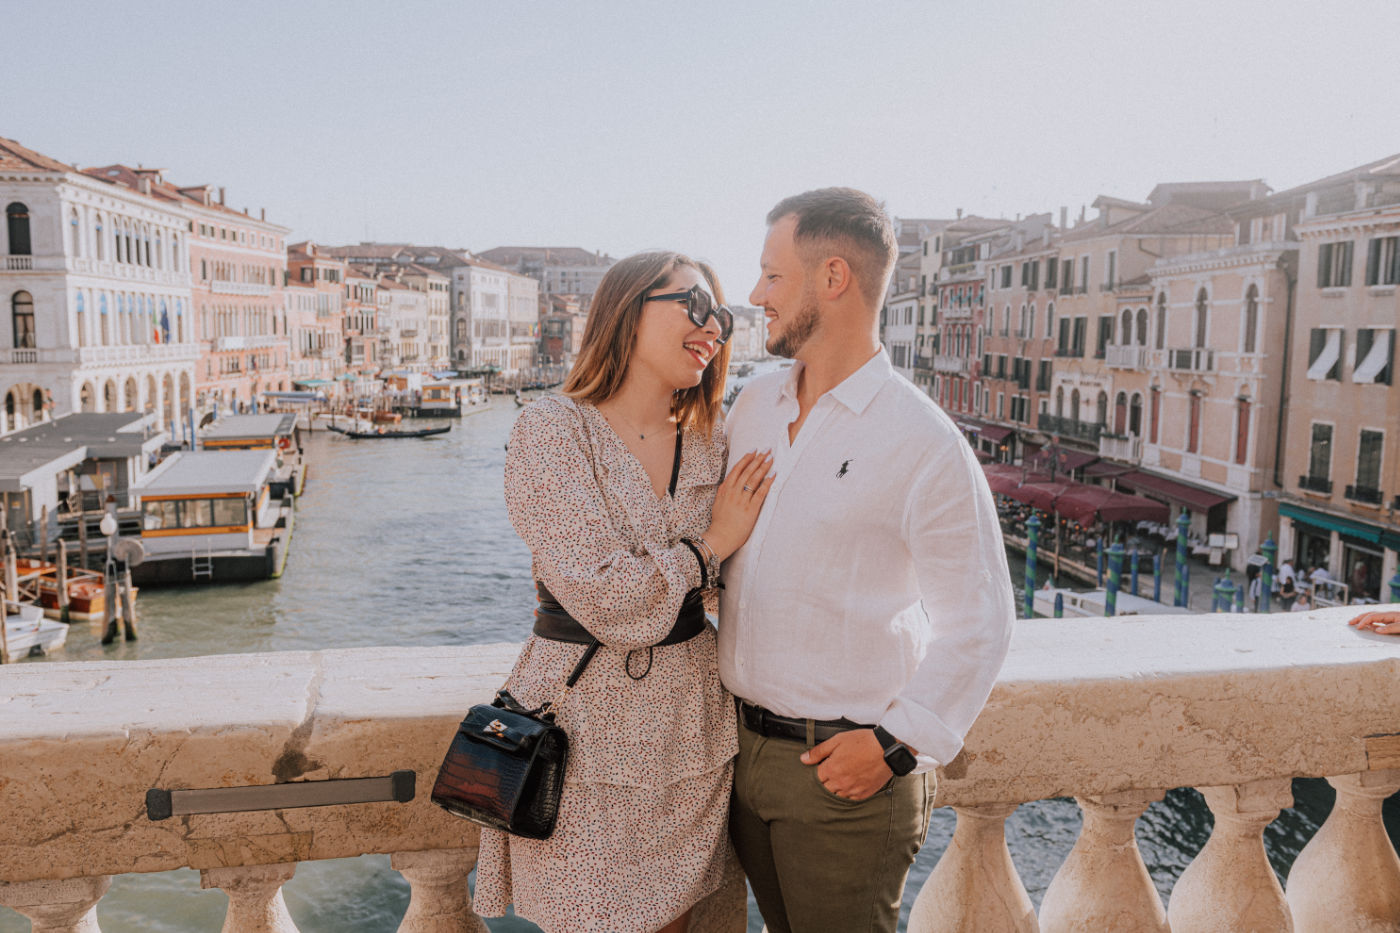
139, 178, 151, 196
260, 208, 266, 221
1042, 227, 1051, 247
218, 187, 226, 205
1059, 206, 1068, 230
1078, 205, 1086, 226
956, 207, 963, 219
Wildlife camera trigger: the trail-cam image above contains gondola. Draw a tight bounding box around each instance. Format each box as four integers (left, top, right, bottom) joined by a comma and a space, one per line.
330, 425, 451, 439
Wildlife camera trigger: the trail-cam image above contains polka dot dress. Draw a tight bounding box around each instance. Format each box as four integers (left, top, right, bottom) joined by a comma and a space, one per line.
473, 397, 744, 933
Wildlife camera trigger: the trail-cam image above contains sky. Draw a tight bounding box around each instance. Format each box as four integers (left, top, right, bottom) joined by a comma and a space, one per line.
5, 0, 1399, 297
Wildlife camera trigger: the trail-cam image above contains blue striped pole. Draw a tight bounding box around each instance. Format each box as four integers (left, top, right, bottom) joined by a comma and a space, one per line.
1152, 551, 1162, 604
1025, 512, 1040, 618
1106, 540, 1124, 617
1235, 583, 1245, 612
1054, 592, 1064, 618
1182, 562, 1191, 609
1390, 569, 1400, 603
1129, 547, 1140, 596
1096, 537, 1105, 588
1260, 535, 1276, 613
1174, 511, 1190, 607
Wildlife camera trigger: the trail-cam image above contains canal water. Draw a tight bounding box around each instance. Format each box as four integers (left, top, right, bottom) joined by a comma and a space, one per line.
0, 400, 1375, 932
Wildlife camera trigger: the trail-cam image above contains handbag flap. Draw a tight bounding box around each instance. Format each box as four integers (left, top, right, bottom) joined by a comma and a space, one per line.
461, 704, 549, 755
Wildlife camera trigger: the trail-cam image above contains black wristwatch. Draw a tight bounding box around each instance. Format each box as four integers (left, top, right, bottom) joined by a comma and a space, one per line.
873, 726, 917, 777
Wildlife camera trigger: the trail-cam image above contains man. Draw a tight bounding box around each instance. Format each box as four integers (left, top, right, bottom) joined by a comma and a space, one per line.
719, 188, 1015, 932
1277, 557, 1298, 611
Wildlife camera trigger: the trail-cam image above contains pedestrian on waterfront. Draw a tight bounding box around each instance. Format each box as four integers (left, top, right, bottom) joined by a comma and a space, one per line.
1278, 557, 1298, 611
721, 188, 1015, 933
474, 250, 772, 933
1292, 590, 1313, 612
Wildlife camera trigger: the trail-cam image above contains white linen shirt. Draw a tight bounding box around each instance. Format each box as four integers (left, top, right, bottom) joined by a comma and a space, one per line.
719, 350, 1015, 771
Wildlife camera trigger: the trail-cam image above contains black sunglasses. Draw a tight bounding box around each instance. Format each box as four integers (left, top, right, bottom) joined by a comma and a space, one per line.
643, 285, 733, 345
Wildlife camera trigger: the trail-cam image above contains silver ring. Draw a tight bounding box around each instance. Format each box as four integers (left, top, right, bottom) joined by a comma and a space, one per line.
742, 485, 752, 492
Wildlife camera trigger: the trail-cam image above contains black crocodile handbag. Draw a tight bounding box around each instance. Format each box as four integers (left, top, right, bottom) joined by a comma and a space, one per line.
430, 642, 599, 839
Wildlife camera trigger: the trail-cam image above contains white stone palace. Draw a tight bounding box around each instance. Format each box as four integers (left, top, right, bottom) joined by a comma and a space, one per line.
0, 137, 198, 437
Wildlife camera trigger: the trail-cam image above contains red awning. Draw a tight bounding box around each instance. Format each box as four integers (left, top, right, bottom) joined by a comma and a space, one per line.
1083, 460, 1136, 478
1116, 470, 1235, 512
1053, 485, 1170, 526
981, 463, 1023, 494
1007, 480, 1078, 512
1027, 445, 1098, 474
959, 419, 1014, 442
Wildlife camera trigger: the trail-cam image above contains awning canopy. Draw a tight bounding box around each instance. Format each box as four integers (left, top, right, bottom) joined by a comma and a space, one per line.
1053, 485, 1170, 526
1083, 460, 1136, 478
1117, 470, 1234, 512
958, 419, 1014, 442
1280, 502, 1400, 552
293, 378, 332, 388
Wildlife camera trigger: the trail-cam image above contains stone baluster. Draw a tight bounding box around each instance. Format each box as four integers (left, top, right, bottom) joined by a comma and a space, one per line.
1167, 778, 1294, 933
908, 802, 1037, 933
200, 862, 300, 933
1038, 789, 1168, 933
0, 875, 111, 933
1286, 769, 1400, 932
390, 847, 489, 933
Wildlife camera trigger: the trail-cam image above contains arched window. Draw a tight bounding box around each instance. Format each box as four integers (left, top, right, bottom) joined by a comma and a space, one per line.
1235, 396, 1251, 464
33, 388, 44, 417
75, 292, 86, 348
99, 293, 109, 346
1136, 308, 1148, 346
124, 223, 134, 265
1155, 293, 1167, 349
1096, 390, 1108, 427
1003, 305, 1012, 336
175, 299, 184, 343
154, 232, 163, 270
1055, 385, 1065, 417
94, 214, 104, 260
1120, 309, 1132, 345
1070, 388, 1081, 422
70, 209, 82, 257
1129, 392, 1143, 437
1194, 288, 1209, 348
1114, 391, 1128, 434
1028, 303, 1036, 338
171, 233, 180, 272
1045, 301, 1055, 339
6, 203, 32, 255
1243, 284, 1259, 354
11, 290, 35, 348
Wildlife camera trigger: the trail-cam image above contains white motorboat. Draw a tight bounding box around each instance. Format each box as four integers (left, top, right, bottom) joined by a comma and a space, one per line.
4, 600, 68, 658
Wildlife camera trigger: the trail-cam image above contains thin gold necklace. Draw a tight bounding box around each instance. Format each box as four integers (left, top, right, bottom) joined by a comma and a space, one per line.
607, 407, 672, 440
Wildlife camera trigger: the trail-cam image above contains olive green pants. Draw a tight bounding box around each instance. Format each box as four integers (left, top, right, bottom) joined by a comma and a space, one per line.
729, 716, 933, 933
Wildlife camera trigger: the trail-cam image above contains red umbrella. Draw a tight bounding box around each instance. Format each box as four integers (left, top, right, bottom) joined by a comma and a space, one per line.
1055, 485, 1168, 526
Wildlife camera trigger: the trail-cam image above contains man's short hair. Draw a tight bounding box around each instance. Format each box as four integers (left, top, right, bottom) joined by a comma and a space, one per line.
767, 188, 898, 306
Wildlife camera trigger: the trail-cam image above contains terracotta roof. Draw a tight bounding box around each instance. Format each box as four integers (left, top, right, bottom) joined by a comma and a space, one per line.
0, 136, 75, 173
476, 246, 616, 267
80, 163, 287, 227
1060, 202, 1233, 242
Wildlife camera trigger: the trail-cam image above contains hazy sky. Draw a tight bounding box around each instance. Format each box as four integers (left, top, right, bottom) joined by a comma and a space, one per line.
6, 0, 1399, 296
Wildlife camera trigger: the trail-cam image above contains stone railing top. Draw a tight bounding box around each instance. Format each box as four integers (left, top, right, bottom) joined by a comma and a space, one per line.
1, 610, 1397, 885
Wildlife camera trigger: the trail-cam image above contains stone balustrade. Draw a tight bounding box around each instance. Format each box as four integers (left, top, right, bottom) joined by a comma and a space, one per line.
1, 608, 1398, 931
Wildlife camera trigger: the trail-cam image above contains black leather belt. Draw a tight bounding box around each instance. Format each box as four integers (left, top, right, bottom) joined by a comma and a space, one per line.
737, 699, 871, 743
532, 581, 707, 647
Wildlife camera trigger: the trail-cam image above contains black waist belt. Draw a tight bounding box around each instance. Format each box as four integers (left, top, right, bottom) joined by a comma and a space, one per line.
737, 699, 871, 743
532, 581, 707, 647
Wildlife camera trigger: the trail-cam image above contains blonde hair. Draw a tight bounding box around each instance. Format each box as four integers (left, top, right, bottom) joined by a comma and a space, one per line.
562, 251, 731, 433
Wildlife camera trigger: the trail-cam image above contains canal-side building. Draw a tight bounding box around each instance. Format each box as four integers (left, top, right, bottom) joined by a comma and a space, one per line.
0, 136, 198, 437
285, 242, 347, 387
538, 293, 585, 368
475, 246, 616, 310
1275, 153, 1400, 599
933, 223, 990, 420
449, 257, 539, 375
80, 168, 293, 415
883, 251, 921, 381
343, 267, 379, 376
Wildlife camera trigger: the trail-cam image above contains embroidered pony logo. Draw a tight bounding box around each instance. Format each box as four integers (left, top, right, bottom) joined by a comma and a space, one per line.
837, 459, 853, 478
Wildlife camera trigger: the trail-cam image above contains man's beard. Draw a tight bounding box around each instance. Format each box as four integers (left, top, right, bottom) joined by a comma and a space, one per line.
766, 294, 820, 359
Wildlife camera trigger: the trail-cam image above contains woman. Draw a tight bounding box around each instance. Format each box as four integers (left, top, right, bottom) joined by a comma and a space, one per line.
474, 251, 774, 933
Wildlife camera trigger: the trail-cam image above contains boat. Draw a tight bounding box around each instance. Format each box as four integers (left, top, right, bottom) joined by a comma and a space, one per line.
200, 413, 307, 498
29, 565, 119, 621
129, 449, 295, 585
337, 425, 451, 439
4, 600, 68, 658
1031, 586, 1195, 618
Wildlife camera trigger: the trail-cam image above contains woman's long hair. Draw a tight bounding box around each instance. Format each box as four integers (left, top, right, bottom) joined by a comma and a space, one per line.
562, 251, 731, 433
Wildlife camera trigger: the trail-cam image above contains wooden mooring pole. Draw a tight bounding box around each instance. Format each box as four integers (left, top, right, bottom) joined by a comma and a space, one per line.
56, 538, 70, 623
120, 562, 138, 641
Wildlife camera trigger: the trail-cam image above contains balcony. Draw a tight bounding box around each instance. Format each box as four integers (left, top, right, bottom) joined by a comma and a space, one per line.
6, 348, 37, 364
1299, 474, 1333, 495
1038, 412, 1103, 443
0, 611, 1396, 932
933, 354, 969, 374
210, 279, 273, 297
1105, 345, 1144, 369
1168, 348, 1215, 373
78, 343, 199, 365
1099, 432, 1142, 463
913, 354, 935, 374
399, 329, 419, 338
215, 335, 284, 351
1344, 483, 1383, 505
4, 255, 33, 271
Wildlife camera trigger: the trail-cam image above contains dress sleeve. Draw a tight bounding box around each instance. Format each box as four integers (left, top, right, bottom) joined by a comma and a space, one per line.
505, 401, 703, 650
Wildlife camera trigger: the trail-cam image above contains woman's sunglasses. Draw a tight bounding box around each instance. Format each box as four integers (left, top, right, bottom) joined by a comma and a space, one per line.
643, 285, 733, 345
